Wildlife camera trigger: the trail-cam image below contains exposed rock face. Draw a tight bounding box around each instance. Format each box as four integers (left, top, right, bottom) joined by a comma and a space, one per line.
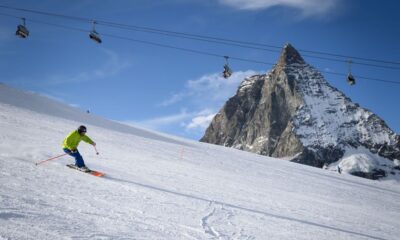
201, 44, 400, 179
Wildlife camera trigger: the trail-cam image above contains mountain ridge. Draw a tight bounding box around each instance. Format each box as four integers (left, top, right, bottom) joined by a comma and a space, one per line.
201, 44, 400, 180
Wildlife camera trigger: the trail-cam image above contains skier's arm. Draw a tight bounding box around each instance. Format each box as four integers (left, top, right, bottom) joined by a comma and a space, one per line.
82, 135, 95, 146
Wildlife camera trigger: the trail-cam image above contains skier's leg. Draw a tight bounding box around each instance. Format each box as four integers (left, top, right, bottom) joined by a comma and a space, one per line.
72, 150, 85, 168
63, 148, 85, 167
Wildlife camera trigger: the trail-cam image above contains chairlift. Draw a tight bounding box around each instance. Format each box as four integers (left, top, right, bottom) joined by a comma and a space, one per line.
89, 21, 102, 44
222, 56, 232, 79
347, 73, 355, 85
347, 60, 356, 85
16, 18, 29, 38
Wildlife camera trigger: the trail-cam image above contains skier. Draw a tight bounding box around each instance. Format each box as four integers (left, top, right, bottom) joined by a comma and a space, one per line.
62, 125, 96, 172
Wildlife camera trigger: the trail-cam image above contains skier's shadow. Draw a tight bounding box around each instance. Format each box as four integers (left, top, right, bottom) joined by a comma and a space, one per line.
106, 175, 388, 240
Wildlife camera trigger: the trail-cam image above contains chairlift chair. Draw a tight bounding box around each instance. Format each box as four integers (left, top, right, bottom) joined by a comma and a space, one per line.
222, 56, 233, 79
223, 64, 232, 79
89, 21, 102, 44
347, 60, 356, 86
16, 18, 29, 38
347, 73, 356, 85
89, 31, 102, 43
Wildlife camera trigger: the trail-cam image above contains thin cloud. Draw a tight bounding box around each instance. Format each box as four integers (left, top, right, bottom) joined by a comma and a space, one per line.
45, 49, 130, 85
155, 70, 260, 136
160, 92, 186, 107
161, 70, 259, 108
185, 109, 216, 132
39, 92, 68, 103
219, 0, 340, 16
129, 110, 192, 131
30, 92, 82, 109
131, 108, 218, 134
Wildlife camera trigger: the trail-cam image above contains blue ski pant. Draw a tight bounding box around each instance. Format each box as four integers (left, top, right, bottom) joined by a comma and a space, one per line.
63, 148, 85, 167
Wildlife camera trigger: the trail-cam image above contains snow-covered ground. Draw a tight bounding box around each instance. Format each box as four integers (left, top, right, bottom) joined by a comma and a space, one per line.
1, 84, 400, 239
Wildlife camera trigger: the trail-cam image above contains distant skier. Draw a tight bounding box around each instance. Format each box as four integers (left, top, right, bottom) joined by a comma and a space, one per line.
62, 125, 96, 172
337, 166, 342, 174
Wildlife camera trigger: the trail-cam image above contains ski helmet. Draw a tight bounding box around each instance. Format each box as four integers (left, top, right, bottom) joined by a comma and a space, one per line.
77, 125, 87, 133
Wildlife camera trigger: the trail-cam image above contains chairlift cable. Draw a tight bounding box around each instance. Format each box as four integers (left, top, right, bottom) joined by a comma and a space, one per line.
96, 22, 400, 70
1, 14, 400, 85
0, 4, 399, 67
0, 11, 23, 19
37, 20, 400, 85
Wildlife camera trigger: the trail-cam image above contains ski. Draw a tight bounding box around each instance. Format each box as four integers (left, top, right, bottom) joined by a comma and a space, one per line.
66, 164, 105, 177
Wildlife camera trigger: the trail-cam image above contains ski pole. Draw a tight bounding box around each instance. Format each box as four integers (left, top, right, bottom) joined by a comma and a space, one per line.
94, 146, 99, 155
35, 153, 68, 166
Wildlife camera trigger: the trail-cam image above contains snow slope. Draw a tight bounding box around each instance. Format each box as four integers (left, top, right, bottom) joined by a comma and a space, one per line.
0, 83, 186, 146
1, 84, 400, 239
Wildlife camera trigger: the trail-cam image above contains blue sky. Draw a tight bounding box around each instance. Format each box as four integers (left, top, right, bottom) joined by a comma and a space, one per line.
1, 0, 399, 140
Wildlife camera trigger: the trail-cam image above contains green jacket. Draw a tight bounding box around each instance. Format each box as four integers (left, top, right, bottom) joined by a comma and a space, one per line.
62, 130, 94, 150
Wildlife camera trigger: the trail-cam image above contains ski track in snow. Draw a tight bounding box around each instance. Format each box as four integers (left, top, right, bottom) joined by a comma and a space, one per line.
201, 202, 220, 238
104, 172, 394, 240
1, 86, 400, 239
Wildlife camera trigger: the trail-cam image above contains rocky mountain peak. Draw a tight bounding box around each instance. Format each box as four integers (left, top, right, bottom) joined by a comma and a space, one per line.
201, 43, 400, 180
277, 43, 305, 66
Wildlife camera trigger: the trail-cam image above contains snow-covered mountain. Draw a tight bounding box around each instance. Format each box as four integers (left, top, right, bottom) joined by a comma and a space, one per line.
1, 83, 400, 239
201, 44, 400, 180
